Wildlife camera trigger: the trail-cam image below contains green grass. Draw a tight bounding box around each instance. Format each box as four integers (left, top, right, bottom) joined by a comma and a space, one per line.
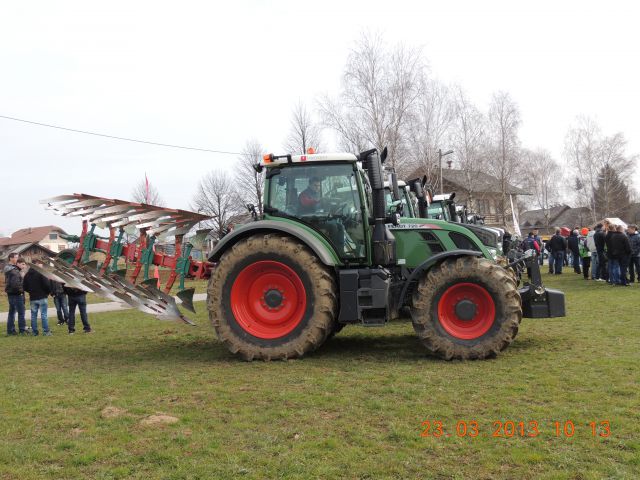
1, 273, 638, 479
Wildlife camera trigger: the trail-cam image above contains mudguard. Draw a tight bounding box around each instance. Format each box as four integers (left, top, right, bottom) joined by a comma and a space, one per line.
207, 220, 341, 266
397, 250, 483, 308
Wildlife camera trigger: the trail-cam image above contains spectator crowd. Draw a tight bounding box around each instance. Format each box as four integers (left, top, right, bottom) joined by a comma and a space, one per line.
3, 253, 92, 336
509, 220, 640, 286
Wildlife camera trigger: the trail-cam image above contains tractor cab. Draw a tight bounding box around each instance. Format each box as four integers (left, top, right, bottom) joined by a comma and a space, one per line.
384, 180, 416, 218
261, 153, 369, 261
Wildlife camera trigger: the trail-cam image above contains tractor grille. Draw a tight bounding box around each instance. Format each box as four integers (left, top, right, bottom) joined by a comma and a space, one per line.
462, 224, 498, 248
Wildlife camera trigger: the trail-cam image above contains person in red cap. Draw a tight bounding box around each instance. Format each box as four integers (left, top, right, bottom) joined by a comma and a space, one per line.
578, 227, 591, 280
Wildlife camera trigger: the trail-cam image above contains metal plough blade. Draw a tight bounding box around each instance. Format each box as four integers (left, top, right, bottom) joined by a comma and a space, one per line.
176, 288, 196, 313
33, 258, 195, 323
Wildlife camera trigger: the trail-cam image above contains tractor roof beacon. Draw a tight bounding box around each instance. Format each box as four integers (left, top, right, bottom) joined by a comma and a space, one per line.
207, 149, 565, 361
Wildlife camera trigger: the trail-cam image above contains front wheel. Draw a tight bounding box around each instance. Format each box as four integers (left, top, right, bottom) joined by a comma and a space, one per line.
207, 234, 337, 360
410, 256, 522, 360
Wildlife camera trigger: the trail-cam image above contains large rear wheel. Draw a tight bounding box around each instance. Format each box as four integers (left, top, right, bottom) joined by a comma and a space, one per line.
411, 256, 522, 360
207, 234, 337, 360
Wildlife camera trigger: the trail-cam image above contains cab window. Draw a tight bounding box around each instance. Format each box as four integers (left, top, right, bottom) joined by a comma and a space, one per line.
267, 163, 366, 259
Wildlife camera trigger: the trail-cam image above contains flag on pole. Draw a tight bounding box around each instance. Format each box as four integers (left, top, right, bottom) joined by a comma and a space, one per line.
510, 194, 522, 237
145, 173, 150, 204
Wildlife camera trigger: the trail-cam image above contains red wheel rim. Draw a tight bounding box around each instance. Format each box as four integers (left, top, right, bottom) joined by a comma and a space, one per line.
230, 260, 307, 339
437, 282, 495, 340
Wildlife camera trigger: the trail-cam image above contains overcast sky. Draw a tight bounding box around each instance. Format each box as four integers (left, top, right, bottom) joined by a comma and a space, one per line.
1, 0, 639, 236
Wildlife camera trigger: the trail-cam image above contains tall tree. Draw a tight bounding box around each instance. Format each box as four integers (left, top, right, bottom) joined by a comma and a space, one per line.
283, 100, 323, 154
487, 91, 521, 225
521, 148, 561, 229
564, 116, 602, 223
192, 170, 244, 240
593, 164, 631, 219
318, 32, 424, 173
404, 79, 456, 182
446, 85, 488, 207
564, 117, 636, 222
131, 177, 165, 206
235, 139, 265, 215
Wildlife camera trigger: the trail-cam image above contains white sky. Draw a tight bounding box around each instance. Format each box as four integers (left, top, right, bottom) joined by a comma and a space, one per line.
1, 0, 639, 235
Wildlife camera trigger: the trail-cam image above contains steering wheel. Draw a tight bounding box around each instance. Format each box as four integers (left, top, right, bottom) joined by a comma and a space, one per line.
328, 201, 349, 217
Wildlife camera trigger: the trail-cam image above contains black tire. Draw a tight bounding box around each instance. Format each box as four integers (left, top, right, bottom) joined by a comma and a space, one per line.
410, 256, 522, 360
207, 234, 337, 360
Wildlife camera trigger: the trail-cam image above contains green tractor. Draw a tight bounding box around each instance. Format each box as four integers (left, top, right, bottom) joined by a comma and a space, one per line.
207, 148, 564, 361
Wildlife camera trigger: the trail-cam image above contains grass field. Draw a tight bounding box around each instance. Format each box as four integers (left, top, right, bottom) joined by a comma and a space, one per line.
1, 273, 638, 479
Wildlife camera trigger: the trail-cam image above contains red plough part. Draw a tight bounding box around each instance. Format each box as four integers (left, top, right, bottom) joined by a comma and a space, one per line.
36, 193, 214, 322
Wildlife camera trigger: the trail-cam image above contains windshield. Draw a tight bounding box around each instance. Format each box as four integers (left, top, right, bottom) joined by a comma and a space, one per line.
266, 163, 366, 259
427, 202, 450, 221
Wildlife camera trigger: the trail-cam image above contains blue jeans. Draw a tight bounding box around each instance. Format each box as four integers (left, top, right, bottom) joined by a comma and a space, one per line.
7, 294, 26, 334
53, 294, 69, 323
591, 252, 599, 279
30, 298, 49, 335
629, 256, 640, 282
552, 252, 564, 274
572, 252, 581, 272
68, 295, 91, 332
609, 259, 621, 284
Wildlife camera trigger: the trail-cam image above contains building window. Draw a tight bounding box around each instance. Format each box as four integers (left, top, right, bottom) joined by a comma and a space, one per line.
475, 199, 490, 214
49, 233, 58, 240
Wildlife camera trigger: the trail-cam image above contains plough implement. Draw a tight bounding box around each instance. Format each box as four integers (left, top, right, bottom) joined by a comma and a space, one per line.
32, 193, 213, 323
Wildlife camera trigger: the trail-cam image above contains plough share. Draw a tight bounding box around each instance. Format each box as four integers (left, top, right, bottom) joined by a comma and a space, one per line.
31, 193, 213, 323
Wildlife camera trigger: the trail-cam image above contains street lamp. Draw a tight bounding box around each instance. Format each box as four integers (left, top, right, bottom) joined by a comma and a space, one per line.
438, 148, 454, 195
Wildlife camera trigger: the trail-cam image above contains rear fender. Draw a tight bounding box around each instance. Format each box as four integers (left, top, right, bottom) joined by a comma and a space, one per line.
398, 250, 483, 308
207, 220, 341, 266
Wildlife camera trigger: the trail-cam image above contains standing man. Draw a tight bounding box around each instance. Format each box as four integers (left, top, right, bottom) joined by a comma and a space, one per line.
548, 228, 567, 274
579, 228, 591, 280
23, 258, 52, 336
50, 280, 69, 326
532, 228, 543, 266
64, 286, 92, 334
614, 225, 631, 286
586, 225, 599, 280
594, 222, 608, 282
3, 253, 27, 335
567, 229, 582, 274
627, 224, 640, 283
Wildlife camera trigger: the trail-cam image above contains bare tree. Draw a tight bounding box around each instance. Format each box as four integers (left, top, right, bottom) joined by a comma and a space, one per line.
192, 170, 244, 240
131, 178, 165, 206
318, 32, 424, 172
404, 80, 457, 185
487, 91, 521, 225
521, 148, 561, 229
448, 85, 489, 209
593, 133, 636, 218
564, 116, 602, 223
235, 139, 265, 215
564, 117, 636, 223
283, 100, 323, 154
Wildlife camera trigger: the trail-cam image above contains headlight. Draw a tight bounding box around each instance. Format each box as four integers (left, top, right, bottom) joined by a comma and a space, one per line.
488, 247, 498, 260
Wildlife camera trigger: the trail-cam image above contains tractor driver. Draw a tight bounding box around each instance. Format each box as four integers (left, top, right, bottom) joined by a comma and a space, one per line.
298, 176, 346, 253
298, 177, 323, 214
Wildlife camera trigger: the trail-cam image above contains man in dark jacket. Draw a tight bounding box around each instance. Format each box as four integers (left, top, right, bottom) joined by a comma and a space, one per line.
567, 229, 581, 274
610, 225, 631, 286
548, 229, 567, 274
23, 258, 52, 336
3, 253, 27, 335
593, 223, 607, 281
50, 280, 69, 325
627, 224, 640, 283
64, 286, 92, 334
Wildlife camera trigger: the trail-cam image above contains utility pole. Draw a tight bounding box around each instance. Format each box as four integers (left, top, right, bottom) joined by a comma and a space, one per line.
438, 149, 454, 195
